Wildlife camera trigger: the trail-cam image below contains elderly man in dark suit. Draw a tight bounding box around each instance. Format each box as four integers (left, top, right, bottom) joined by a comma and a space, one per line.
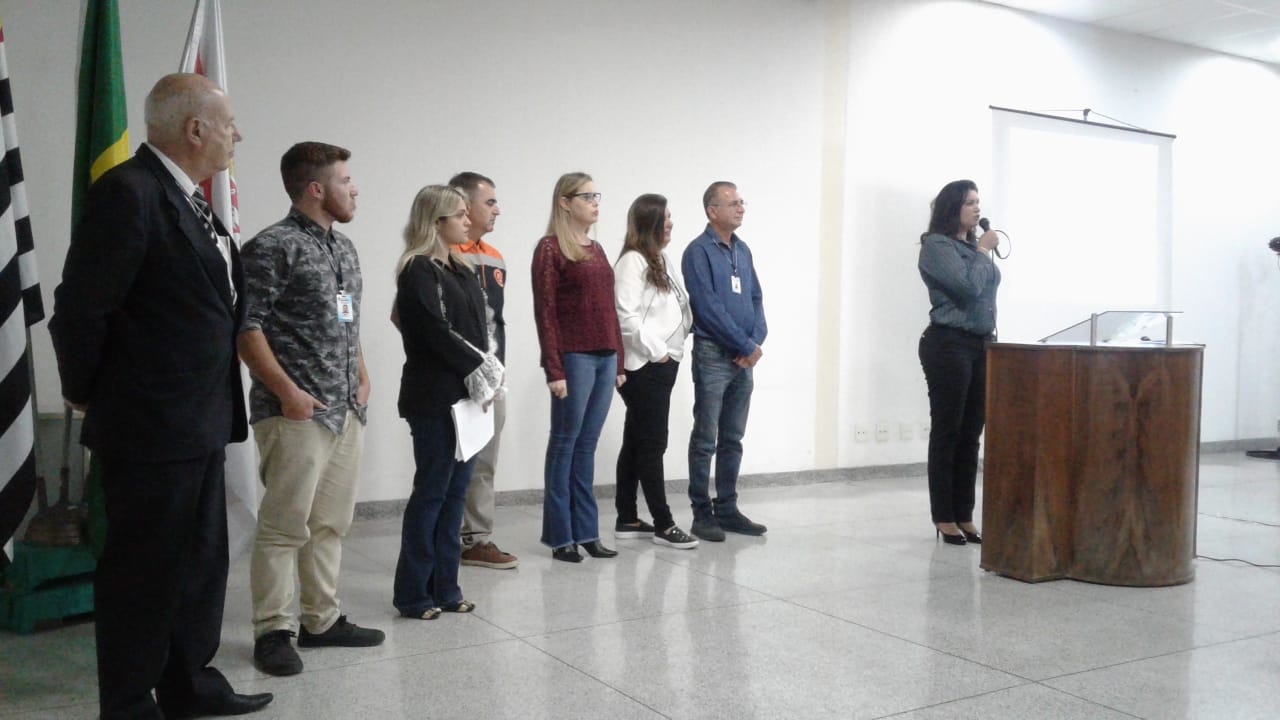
50, 73, 272, 720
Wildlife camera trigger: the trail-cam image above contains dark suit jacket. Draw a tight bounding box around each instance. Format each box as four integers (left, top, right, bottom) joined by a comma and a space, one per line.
50, 144, 248, 462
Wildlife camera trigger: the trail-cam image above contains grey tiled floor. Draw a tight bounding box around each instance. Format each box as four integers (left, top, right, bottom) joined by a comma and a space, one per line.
4, 452, 1279, 719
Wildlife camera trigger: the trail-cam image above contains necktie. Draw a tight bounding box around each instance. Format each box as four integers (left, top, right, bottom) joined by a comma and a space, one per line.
190, 189, 219, 243
190, 188, 238, 304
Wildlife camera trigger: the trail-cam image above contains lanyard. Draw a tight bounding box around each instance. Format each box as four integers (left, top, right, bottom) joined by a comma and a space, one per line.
297, 216, 345, 291
717, 237, 739, 276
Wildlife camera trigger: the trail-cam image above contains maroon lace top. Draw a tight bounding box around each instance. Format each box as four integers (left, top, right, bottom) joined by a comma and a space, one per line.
531, 236, 625, 382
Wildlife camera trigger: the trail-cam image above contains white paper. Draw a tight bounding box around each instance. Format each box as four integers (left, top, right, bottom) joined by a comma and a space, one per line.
451, 398, 494, 462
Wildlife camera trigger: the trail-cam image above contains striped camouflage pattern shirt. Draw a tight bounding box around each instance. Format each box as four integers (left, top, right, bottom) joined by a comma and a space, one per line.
241, 208, 366, 434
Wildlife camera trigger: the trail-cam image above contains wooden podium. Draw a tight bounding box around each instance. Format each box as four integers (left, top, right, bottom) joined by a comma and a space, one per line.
980, 343, 1203, 586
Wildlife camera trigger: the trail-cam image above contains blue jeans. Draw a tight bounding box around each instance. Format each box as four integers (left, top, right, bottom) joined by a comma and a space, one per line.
394, 411, 475, 616
542, 352, 616, 549
687, 337, 753, 517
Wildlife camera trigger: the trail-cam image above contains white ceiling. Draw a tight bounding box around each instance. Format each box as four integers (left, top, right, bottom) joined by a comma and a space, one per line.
982, 0, 1280, 64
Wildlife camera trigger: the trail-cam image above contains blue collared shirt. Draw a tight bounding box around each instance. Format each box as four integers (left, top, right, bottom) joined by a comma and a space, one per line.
918, 232, 1000, 337
681, 224, 766, 357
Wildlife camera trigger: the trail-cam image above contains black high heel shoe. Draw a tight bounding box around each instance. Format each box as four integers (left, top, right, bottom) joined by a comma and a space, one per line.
935, 528, 967, 546
552, 545, 583, 563
958, 526, 982, 544
581, 541, 618, 558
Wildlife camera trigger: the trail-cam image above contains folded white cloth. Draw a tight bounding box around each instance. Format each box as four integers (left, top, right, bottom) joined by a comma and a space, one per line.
464, 353, 505, 405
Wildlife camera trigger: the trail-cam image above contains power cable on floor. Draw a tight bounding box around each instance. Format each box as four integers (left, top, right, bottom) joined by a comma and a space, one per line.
1194, 512, 1279, 567
1195, 555, 1280, 568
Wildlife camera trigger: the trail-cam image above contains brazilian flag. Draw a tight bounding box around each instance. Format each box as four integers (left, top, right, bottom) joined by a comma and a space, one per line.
72, 0, 128, 557
71, 0, 129, 223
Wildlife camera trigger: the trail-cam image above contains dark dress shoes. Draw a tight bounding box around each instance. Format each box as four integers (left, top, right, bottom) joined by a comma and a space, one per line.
581, 541, 618, 558
165, 691, 274, 718
552, 545, 583, 563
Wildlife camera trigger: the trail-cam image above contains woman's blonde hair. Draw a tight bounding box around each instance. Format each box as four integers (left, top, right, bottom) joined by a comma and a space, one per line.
396, 184, 471, 277
545, 171, 594, 262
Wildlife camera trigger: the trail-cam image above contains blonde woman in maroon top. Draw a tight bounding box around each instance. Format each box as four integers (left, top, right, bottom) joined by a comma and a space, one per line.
532, 172, 626, 562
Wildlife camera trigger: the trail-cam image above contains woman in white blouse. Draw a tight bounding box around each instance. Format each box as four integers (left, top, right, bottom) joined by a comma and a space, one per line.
612, 194, 698, 549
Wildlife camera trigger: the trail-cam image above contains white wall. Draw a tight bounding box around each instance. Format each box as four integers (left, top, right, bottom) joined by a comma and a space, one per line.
6, 0, 823, 501
4, 0, 1278, 503
834, 0, 1280, 466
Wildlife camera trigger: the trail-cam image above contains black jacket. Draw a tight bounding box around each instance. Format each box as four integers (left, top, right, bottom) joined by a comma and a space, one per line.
49, 144, 247, 461
395, 254, 487, 416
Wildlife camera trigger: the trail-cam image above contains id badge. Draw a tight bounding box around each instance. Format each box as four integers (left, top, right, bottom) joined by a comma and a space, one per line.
336, 293, 355, 322
731, 275, 742, 294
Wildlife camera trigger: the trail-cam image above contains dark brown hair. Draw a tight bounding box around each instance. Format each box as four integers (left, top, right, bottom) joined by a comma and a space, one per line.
925, 179, 978, 243
623, 193, 671, 292
280, 141, 351, 201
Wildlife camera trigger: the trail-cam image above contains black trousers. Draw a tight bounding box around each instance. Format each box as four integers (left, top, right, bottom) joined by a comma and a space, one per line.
918, 325, 987, 525
615, 359, 680, 531
96, 451, 233, 719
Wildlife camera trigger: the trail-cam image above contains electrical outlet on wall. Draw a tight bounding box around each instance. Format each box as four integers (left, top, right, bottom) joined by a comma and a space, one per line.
854, 424, 870, 442
899, 421, 913, 440
875, 423, 890, 442
920, 420, 931, 438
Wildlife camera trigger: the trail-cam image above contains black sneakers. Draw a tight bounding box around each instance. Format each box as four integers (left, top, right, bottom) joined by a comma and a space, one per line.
297, 615, 385, 648
255, 617, 384, 676
690, 515, 726, 542
253, 630, 302, 676
717, 510, 767, 536
653, 525, 699, 549
614, 519, 656, 539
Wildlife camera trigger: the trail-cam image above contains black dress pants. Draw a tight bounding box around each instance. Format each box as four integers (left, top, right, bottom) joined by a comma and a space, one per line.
918, 325, 987, 524
615, 359, 680, 531
96, 450, 233, 719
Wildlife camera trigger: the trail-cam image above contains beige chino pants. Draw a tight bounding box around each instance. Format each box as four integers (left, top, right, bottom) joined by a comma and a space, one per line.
250, 411, 363, 637
461, 393, 505, 548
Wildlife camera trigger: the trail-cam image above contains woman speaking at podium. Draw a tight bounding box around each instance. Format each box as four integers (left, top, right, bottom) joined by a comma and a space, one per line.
917, 180, 1001, 546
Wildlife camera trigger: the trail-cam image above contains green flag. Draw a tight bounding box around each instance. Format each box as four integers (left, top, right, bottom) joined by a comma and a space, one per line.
72, 0, 129, 557
71, 0, 129, 224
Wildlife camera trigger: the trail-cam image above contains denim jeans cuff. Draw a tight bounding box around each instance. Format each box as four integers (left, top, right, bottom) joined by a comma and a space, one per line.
712, 499, 739, 516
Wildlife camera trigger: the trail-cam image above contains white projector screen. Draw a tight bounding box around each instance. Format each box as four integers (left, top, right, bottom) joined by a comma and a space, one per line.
989, 107, 1173, 342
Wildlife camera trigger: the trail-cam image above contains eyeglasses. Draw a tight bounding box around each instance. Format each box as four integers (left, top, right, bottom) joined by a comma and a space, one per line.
569, 192, 602, 203
710, 200, 746, 208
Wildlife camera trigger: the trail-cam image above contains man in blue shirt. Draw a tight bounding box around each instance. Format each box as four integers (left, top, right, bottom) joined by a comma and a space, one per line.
681, 181, 768, 542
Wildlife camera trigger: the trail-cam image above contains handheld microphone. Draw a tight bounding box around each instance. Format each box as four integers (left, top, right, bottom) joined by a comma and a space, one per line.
978, 217, 1010, 259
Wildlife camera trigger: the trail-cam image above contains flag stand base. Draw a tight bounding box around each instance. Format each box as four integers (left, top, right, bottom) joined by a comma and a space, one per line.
0, 542, 95, 634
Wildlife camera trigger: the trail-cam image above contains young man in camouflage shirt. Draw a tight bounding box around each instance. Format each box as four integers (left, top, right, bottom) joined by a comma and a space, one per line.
238, 142, 384, 677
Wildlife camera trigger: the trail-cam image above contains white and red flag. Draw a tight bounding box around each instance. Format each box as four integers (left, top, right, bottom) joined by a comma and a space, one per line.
180, 0, 257, 557
180, 0, 239, 240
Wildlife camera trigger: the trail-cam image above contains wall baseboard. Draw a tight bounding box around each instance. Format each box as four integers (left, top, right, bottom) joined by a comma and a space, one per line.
353, 461, 926, 520
28, 416, 1274, 522
352, 440, 1280, 521
1201, 438, 1277, 453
